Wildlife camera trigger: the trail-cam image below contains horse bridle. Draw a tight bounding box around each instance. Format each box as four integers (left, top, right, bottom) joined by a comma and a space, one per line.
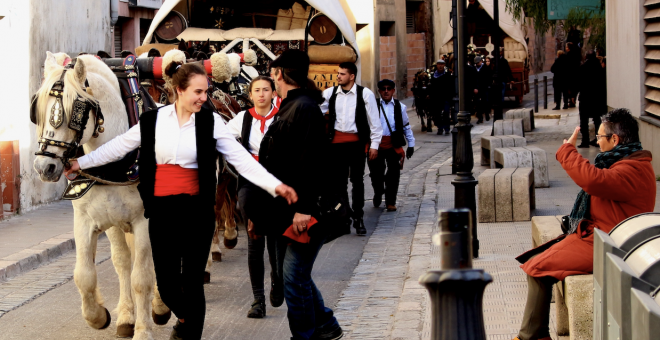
33, 59, 105, 167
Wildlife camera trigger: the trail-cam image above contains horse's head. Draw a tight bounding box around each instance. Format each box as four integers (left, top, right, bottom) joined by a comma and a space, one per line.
32, 52, 105, 182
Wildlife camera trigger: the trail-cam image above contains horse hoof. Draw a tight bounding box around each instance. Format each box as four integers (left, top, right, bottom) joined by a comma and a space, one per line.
224, 237, 238, 249
116, 323, 135, 338
212, 251, 222, 262
100, 308, 112, 330
152, 309, 172, 325
204, 271, 211, 284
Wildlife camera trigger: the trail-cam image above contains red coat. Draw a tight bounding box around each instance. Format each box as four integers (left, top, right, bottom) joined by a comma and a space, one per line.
521, 144, 656, 280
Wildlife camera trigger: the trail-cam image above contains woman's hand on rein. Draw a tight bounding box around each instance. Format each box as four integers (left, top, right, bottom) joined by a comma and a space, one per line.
64, 160, 80, 178
275, 184, 298, 205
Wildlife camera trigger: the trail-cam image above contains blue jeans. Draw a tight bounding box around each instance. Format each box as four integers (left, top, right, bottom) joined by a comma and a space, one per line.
282, 235, 339, 339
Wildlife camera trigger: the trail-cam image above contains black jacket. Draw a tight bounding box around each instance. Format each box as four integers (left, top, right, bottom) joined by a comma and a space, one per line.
255, 88, 328, 233
496, 56, 514, 83
551, 55, 567, 88
578, 57, 607, 111
429, 69, 455, 102
474, 63, 492, 91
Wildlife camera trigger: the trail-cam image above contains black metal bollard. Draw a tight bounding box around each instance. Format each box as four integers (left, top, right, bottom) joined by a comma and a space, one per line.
543, 76, 548, 110
534, 78, 539, 113
420, 209, 492, 340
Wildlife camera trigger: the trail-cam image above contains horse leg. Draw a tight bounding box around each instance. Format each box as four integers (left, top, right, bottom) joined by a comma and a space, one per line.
73, 214, 111, 330
223, 180, 239, 249
211, 223, 222, 262
152, 283, 172, 325
130, 219, 156, 340
105, 226, 135, 337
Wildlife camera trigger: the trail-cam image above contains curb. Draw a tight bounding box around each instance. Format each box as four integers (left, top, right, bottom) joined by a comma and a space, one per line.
0, 232, 85, 282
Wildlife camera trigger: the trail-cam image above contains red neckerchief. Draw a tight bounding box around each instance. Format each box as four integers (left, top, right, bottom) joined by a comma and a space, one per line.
248, 105, 278, 133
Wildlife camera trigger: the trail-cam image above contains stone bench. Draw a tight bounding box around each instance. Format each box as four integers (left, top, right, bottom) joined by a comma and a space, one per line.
530, 216, 594, 340
480, 135, 527, 168
478, 167, 535, 222
504, 108, 535, 132
493, 146, 549, 188
493, 118, 525, 137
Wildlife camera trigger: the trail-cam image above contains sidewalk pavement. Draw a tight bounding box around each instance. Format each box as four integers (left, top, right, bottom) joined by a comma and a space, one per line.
336, 105, 660, 340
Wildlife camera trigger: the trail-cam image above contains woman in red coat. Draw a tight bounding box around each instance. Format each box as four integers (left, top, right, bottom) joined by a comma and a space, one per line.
512, 109, 656, 340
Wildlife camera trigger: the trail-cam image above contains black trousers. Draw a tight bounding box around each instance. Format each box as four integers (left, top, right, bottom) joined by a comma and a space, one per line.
367, 148, 400, 206
474, 90, 490, 121
149, 195, 216, 340
518, 275, 559, 340
579, 105, 602, 145
328, 141, 367, 219
553, 86, 568, 107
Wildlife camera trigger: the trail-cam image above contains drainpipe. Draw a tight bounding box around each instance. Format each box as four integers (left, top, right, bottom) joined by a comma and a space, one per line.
110, 0, 119, 26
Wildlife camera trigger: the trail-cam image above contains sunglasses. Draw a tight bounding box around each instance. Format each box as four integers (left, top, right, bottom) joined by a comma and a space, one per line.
379, 87, 394, 91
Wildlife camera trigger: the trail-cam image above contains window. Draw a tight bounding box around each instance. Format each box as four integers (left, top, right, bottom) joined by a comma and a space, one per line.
645, 0, 660, 117
380, 21, 395, 36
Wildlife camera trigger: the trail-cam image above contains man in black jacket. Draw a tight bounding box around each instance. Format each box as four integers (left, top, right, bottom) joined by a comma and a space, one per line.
473, 56, 492, 123
577, 51, 607, 148
428, 59, 455, 134
242, 50, 343, 340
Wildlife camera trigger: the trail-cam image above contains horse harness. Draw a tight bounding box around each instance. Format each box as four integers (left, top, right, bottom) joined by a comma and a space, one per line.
32, 58, 105, 169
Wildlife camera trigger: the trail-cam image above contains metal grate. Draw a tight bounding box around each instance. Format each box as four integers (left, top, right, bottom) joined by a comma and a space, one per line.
114, 25, 122, 58
406, 12, 414, 34
645, 0, 660, 116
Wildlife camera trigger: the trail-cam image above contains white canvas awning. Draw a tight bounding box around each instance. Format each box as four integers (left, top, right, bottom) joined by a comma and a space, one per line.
441, 0, 528, 54
143, 0, 359, 59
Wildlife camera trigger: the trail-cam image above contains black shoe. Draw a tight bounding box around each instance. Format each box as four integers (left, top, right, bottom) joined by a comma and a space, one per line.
373, 194, 382, 208
436, 130, 442, 135
476, 119, 483, 124
421, 126, 426, 132
577, 144, 590, 148
427, 127, 433, 133
269, 272, 284, 308
311, 324, 344, 340
589, 139, 598, 147
485, 114, 490, 121
552, 106, 560, 110
247, 299, 266, 318
563, 106, 569, 109
353, 218, 366, 236
170, 320, 186, 340
444, 130, 450, 135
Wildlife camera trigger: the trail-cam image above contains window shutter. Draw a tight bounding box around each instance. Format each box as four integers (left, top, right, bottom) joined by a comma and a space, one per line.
114, 25, 123, 58
645, 0, 660, 116
406, 13, 414, 34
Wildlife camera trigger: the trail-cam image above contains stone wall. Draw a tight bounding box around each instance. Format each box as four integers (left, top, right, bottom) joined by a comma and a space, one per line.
405, 33, 427, 98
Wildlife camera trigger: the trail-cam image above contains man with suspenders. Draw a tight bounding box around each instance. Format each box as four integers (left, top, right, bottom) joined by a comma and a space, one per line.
320, 62, 383, 236
369, 79, 415, 211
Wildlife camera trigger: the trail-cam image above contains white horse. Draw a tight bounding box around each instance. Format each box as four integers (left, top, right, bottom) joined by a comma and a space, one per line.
32, 52, 170, 340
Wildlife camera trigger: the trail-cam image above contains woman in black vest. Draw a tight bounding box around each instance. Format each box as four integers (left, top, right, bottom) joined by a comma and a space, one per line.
225, 76, 287, 318
66, 62, 297, 340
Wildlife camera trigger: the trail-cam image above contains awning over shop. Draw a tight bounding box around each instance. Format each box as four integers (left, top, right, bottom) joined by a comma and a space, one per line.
441, 0, 528, 54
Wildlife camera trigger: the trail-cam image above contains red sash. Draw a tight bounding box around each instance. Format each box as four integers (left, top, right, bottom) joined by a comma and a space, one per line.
283, 217, 319, 244
154, 164, 199, 197
378, 136, 406, 169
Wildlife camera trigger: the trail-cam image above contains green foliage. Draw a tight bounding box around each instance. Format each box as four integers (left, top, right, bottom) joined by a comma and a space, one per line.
566, 6, 606, 50
504, 0, 555, 34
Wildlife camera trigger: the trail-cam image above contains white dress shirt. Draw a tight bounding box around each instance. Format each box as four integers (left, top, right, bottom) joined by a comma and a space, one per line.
77, 104, 282, 196
378, 99, 415, 147
225, 107, 276, 156
319, 84, 383, 150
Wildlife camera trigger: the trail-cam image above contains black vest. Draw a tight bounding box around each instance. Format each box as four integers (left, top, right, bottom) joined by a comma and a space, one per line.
137, 107, 218, 218
378, 99, 406, 148
327, 85, 370, 143
241, 111, 254, 152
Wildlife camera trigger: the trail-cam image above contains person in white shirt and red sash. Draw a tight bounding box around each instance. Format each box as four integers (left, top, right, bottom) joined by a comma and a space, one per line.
225, 76, 287, 319
65, 62, 297, 340
369, 79, 415, 211
319, 62, 383, 235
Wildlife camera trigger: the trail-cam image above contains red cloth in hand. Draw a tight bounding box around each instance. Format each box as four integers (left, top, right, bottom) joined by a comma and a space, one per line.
282, 217, 319, 244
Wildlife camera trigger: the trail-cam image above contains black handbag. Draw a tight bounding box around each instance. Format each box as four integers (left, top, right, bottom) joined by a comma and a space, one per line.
560, 215, 570, 234
316, 193, 353, 244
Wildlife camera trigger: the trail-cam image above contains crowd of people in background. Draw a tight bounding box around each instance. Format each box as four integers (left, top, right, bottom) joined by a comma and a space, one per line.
551, 41, 608, 148
411, 46, 515, 133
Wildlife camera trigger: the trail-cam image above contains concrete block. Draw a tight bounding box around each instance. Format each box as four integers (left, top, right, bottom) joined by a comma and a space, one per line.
493, 120, 504, 135
523, 107, 535, 130
494, 147, 518, 168
503, 120, 514, 135
512, 135, 527, 147
478, 169, 500, 223
564, 274, 594, 340
499, 135, 516, 148
511, 118, 525, 136
555, 284, 570, 336
531, 216, 563, 248
495, 168, 515, 222
512, 168, 534, 221
481, 136, 502, 167
510, 147, 533, 168
525, 146, 549, 188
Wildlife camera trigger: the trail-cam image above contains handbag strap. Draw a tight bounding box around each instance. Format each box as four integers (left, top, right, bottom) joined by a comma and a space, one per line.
377, 100, 395, 135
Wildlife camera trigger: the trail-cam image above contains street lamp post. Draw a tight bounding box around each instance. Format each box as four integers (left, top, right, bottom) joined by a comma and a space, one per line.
419, 209, 492, 340
491, 0, 503, 123
451, 0, 479, 258
451, 1, 459, 175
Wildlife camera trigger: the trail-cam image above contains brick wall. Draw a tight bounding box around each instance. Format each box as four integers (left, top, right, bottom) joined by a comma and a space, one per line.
406, 33, 426, 97
380, 36, 397, 84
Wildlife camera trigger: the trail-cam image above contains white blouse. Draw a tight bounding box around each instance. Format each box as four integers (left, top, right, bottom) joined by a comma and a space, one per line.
77, 104, 282, 196
225, 107, 277, 156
